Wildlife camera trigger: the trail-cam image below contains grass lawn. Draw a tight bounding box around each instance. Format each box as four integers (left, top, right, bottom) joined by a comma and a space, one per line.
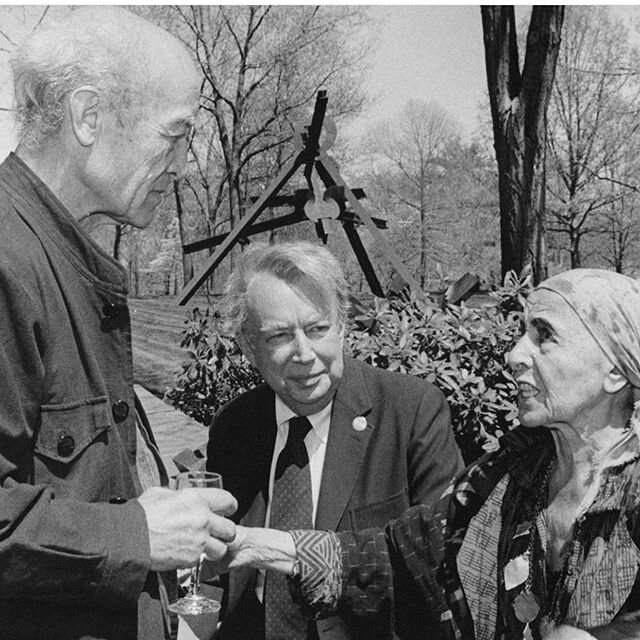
130, 296, 206, 399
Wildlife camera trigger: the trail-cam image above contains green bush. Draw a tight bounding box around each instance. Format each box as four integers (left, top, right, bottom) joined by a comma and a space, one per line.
166, 271, 531, 464
164, 307, 263, 425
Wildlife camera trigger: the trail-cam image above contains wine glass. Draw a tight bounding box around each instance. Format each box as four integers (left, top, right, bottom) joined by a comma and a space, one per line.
169, 471, 223, 617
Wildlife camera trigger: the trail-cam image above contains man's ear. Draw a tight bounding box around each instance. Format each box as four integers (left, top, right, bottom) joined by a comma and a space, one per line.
68, 86, 101, 147
604, 366, 629, 394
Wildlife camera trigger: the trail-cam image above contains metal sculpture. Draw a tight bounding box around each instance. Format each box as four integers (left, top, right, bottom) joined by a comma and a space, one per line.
179, 91, 421, 304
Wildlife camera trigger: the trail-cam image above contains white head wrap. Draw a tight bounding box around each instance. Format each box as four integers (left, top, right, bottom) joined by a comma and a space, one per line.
537, 269, 640, 389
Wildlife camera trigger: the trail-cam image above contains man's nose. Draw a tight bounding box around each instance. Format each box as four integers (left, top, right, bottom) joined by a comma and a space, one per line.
291, 331, 315, 362
168, 139, 189, 180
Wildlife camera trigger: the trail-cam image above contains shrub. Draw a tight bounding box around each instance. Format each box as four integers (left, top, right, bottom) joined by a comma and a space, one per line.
166, 271, 531, 463
164, 307, 263, 425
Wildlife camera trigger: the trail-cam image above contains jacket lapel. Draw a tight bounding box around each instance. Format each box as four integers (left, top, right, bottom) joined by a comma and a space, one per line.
315, 357, 373, 531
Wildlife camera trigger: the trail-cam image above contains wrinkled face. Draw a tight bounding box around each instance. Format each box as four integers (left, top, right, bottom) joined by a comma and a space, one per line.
241, 272, 344, 416
507, 289, 614, 431
86, 53, 200, 228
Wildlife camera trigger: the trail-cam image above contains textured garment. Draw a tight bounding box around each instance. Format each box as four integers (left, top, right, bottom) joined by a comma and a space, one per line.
265, 417, 314, 639
207, 355, 464, 640
0, 153, 169, 639
437, 427, 640, 639
291, 427, 640, 639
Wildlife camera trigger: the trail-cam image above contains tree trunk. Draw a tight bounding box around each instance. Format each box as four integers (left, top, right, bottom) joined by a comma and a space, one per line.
569, 228, 581, 268
174, 181, 193, 286
419, 195, 427, 289
129, 231, 139, 297
481, 6, 564, 284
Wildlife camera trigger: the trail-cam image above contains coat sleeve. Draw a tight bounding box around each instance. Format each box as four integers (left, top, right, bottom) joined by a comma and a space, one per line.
290, 505, 452, 640
0, 256, 149, 608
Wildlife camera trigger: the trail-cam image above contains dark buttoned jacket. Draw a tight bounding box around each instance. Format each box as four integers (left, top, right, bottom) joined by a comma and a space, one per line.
0, 153, 167, 640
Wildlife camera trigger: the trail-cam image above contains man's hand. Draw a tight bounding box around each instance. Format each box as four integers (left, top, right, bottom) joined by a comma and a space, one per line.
137, 486, 237, 571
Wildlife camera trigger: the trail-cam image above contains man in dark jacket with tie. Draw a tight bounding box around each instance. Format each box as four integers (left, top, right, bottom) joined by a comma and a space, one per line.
206, 241, 463, 640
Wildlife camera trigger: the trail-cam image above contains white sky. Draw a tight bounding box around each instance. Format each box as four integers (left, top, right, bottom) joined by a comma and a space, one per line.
1, 5, 639, 160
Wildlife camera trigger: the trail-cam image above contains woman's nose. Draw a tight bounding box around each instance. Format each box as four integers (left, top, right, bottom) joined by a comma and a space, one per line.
507, 333, 532, 372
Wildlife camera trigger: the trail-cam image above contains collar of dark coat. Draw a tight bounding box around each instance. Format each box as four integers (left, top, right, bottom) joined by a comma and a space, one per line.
0, 152, 128, 289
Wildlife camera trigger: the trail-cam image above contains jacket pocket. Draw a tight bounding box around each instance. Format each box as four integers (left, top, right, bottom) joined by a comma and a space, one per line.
352, 489, 409, 530
36, 396, 112, 464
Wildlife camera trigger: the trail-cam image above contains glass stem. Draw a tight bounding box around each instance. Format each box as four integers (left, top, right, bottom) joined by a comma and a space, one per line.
189, 560, 201, 597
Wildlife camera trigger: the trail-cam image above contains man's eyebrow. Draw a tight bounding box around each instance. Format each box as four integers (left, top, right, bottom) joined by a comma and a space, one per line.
164, 118, 195, 133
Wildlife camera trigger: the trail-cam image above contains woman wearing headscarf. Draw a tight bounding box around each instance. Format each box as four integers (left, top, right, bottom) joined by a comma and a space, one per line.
213, 268, 640, 640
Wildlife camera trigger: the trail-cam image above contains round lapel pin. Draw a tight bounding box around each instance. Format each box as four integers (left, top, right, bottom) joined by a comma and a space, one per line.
352, 416, 367, 431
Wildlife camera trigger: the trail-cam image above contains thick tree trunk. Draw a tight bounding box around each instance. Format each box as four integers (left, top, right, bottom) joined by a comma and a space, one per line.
481, 6, 564, 284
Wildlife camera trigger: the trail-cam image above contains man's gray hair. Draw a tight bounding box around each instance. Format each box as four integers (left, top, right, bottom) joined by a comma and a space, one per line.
10, 7, 152, 149
221, 241, 350, 339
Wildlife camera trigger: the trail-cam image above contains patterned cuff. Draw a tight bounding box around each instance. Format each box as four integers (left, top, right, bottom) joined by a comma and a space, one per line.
287, 530, 342, 619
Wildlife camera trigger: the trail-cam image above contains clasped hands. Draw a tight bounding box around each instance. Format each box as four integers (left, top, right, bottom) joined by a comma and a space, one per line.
138, 486, 238, 572
138, 486, 296, 575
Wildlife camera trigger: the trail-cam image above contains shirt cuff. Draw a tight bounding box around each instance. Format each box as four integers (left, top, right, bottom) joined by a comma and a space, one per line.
287, 530, 342, 619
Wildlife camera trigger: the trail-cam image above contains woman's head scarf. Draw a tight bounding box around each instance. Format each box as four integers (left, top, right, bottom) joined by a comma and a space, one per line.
536, 268, 640, 404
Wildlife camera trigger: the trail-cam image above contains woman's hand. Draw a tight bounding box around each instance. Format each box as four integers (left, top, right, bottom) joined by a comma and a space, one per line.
203, 526, 297, 576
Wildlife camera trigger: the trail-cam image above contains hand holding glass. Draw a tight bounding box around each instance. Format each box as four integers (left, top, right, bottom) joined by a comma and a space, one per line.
169, 471, 223, 616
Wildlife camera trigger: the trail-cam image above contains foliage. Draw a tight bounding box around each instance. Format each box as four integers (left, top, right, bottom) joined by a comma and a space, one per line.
346, 270, 529, 463
166, 271, 531, 464
164, 307, 263, 425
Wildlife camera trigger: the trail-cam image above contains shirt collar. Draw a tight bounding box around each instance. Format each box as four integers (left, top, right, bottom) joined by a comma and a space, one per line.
274, 394, 332, 444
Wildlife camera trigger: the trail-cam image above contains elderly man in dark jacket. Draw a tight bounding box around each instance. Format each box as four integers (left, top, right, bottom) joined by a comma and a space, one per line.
0, 7, 236, 639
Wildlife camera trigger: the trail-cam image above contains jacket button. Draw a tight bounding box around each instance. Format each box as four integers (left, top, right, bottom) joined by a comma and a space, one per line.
57, 433, 75, 457
112, 400, 129, 423
103, 302, 121, 319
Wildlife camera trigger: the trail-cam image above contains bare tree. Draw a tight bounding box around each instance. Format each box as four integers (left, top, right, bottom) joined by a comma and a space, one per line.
545, 6, 640, 269
366, 100, 457, 288
135, 5, 368, 289
481, 6, 564, 284
360, 101, 498, 288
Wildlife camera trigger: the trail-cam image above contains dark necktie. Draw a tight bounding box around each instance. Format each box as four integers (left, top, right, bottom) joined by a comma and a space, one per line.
265, 416, 313, 640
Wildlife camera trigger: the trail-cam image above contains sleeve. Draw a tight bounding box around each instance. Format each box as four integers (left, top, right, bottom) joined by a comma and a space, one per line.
407, 385, 464, 507
0, 257, 149, 607
289, 505, 451, 639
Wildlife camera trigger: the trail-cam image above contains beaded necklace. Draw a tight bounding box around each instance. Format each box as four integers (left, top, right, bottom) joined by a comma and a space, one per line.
512, 461, 587, 638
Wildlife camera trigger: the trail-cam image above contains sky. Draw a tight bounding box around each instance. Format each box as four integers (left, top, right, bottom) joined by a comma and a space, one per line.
0, 5, 638, 161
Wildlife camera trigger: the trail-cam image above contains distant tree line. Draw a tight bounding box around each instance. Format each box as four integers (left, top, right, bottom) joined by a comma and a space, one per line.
3, 6, 639, 296
123, 5, 640, 295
